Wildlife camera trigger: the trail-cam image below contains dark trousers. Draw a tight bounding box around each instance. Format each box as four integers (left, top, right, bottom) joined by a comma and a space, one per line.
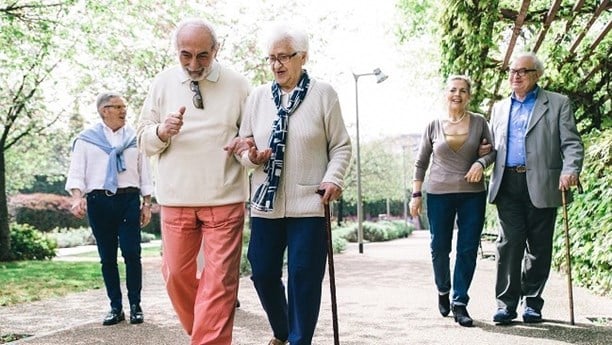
426, 192, 486, 306
494, 171, 557, 312
87, 191, 142, 311
248, 217, 327, 345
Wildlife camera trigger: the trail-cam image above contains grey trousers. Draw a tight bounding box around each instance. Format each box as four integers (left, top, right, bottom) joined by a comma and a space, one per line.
494, 171, 557, 312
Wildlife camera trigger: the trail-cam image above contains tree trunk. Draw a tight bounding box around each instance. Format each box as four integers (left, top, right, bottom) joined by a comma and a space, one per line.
0, 150, 11, 261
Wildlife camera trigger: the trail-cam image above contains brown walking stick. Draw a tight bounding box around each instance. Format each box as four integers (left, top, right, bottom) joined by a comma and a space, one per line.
561, 181, 582, 325
317, 190, 340, 345
561, 188, 575, 325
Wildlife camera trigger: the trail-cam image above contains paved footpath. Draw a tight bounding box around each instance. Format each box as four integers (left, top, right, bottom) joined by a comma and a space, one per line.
1, 231, 611, 345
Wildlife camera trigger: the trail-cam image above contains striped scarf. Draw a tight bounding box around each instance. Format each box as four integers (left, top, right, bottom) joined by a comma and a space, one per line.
252, 70, 311, 212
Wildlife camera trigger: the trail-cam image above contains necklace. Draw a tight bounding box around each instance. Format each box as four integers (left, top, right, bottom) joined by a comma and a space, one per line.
447, 112, 467, 124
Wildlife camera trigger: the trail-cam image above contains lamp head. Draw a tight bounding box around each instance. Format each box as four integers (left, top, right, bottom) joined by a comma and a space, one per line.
373, 68, 388, 83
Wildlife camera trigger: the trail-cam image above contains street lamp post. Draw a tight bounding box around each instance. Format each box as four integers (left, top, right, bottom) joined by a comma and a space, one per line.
352, 68, 388, 254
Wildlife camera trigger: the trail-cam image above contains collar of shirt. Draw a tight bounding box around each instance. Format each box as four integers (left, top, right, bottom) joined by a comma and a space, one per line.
101, 123, 126, 146
511, 85, 539, 104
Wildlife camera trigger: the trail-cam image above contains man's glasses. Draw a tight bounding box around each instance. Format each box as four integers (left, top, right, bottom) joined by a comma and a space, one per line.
265, 52, 298, 66
103, 105, 126, 110
190, 81, 204, 109
508, 68, 537, 77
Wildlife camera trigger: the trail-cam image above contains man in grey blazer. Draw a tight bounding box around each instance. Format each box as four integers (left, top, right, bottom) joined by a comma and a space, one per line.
488, 52, 583, 325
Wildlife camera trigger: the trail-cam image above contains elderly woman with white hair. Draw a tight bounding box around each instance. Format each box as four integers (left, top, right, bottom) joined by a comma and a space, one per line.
233, 24, 351, 345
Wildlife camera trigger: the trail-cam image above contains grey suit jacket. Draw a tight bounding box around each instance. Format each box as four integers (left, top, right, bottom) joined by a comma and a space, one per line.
488, 88, 584, 208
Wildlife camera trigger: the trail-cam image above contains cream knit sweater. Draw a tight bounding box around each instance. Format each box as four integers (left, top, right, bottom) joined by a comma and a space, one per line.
239, 78, 352, 219
137, 63, 251, 206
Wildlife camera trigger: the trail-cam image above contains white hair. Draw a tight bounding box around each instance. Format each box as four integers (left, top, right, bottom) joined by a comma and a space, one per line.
512, 52, 544, 73
261, 22, 309, 56
172, 18, 219, 51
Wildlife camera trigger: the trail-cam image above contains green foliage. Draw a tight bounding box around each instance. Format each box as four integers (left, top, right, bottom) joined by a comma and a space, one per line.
343, 139, 407, 206
552, 130, 612, 296
438, 0, 500, 112
9, 223, 57, 261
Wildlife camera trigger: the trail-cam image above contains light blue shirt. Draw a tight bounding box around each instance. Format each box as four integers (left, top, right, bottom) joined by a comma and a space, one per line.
506, 86, 539, 166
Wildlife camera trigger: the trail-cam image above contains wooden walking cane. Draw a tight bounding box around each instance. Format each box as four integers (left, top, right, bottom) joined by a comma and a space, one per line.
561, 180, 582, 326
317, 190, 340, 345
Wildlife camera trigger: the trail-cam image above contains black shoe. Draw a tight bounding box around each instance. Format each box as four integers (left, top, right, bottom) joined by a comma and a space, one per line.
130, 304, 144, 324
236, 299, 241, 308
438, 293, 450, 317
103, 308, 125, 326
522, 307, 542, 323
452, 305, 473, 327
493, 308, 517, 325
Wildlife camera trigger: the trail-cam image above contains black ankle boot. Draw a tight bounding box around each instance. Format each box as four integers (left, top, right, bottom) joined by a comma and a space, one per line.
452, 305, 473, 327
438, 293, 450, 317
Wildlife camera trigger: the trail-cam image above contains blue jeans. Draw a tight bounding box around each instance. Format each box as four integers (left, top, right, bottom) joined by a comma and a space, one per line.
87, 190, 142, 311
248, 217, 327, 345
426, 192, 486, 306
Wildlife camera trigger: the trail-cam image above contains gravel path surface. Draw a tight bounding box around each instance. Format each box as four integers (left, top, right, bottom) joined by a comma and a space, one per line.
1, 231, 611, 344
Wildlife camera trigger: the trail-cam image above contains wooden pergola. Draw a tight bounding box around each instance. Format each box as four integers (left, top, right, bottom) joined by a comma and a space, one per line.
486, 0, 611, 128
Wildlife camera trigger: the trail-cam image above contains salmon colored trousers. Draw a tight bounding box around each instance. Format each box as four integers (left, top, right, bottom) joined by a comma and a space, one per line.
160, 203, 244, 345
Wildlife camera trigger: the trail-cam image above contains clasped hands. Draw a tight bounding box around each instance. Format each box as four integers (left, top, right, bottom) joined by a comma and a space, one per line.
223, 137, 272, 165
223, 137, 342, 204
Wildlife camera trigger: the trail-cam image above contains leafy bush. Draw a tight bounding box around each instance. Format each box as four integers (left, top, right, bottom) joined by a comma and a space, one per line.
552, 129, 611, 296
10, 223, 57, 260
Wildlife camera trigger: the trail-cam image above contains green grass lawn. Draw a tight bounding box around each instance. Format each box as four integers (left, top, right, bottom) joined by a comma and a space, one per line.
0, 260, 107, 306
0, 244, 162, 307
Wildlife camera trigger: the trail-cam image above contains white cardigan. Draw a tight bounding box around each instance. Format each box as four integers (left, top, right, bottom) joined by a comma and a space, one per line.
239, 78, 352, 219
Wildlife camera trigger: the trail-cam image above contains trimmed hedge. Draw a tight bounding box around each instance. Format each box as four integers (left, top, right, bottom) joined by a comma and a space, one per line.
9, 193, 87, 232
8, 193, 161, 235
334, 220, 414, 243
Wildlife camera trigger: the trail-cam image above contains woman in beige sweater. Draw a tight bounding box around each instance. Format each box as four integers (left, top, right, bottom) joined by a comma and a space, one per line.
233, 24, 351, 345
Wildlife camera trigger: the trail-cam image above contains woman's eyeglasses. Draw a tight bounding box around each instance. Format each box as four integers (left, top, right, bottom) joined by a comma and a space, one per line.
265, 52, 298, 66
190, 81, 204, 109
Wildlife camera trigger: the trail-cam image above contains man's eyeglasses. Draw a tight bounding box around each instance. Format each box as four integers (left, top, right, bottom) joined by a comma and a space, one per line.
265, 52, 298, 65
103, 105, 126, 110
190, 81, 204, 109
508, 68, 537, 77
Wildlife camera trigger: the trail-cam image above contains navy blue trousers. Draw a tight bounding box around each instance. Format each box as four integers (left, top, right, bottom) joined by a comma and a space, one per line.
86, 190, 142, 311
248, 217, 327, 345
426, 191, 486, 306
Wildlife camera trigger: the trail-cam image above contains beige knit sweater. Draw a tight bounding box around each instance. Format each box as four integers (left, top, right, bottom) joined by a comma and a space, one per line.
137, 63, 251, 206
239, 78, 352, 219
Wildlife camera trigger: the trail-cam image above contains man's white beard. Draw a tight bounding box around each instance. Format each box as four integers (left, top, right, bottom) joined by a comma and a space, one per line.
186, 66, 210, 81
